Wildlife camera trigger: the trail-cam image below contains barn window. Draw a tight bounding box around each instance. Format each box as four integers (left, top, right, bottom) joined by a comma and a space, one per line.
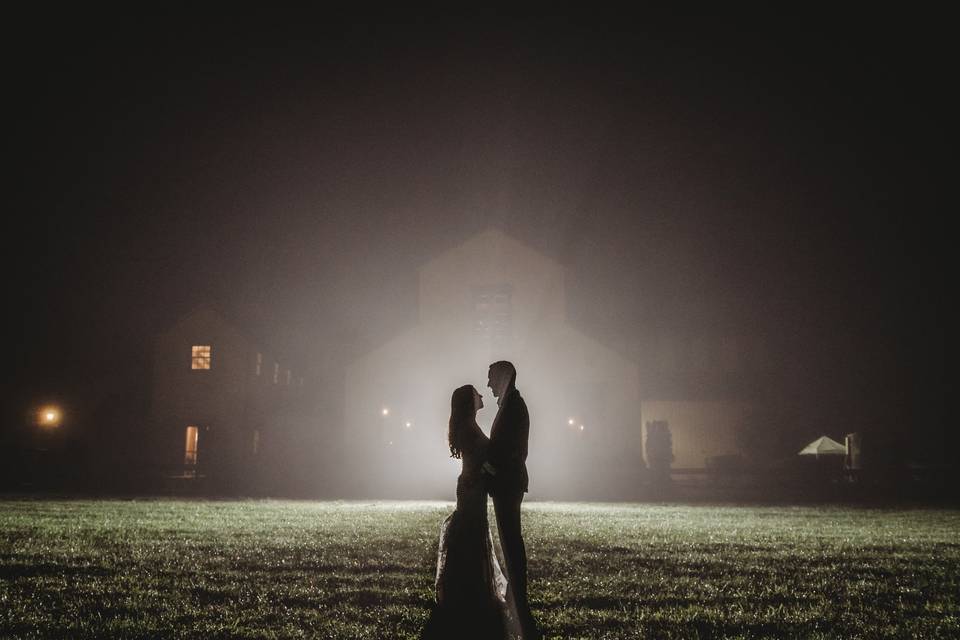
473, 284, 513, 342
191, 345, 211, 370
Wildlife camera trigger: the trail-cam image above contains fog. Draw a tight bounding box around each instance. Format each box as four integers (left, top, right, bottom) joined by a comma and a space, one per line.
3, 15, 948, 497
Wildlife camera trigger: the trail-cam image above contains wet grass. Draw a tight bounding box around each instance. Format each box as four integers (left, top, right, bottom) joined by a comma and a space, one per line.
0, 499, 958, 638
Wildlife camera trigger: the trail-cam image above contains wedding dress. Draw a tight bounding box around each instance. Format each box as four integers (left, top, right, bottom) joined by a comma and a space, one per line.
421, 424, 520, 640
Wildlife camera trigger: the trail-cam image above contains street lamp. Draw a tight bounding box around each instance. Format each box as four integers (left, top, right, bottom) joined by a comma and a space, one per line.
38, 406, 62, 428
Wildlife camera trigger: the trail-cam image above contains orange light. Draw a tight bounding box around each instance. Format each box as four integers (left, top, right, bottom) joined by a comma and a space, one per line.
38, 406, 61, 427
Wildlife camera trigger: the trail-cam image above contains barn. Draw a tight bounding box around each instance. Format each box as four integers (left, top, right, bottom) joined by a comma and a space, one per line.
344, 228, 642, 498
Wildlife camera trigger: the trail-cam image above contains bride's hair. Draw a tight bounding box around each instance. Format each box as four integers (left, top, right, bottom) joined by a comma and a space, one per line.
448, 385, 476, 459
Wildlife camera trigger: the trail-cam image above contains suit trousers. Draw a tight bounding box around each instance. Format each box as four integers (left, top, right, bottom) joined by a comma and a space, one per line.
492, 489, 536, 633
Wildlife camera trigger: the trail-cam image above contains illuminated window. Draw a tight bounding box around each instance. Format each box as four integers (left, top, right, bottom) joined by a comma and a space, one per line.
252, 430, 260, 455
273, 363, 279, 384
184, 426, 199, 466
473, 284, 513, 342
255, 352, 262, 376
191, 345, 211, 370
285, 369, 292, 385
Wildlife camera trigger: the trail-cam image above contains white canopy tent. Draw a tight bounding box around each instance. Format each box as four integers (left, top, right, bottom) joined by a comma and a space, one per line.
798, 436, 847, 457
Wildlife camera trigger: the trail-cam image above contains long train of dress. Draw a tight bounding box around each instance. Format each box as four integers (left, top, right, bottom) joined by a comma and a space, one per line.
421, 426, 524, 640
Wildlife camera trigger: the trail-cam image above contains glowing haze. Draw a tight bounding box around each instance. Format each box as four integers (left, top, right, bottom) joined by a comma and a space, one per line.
3, 14, 949, 496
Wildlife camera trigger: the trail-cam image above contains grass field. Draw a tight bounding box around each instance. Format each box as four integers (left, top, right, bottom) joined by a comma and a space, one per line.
1, 499, 958, 639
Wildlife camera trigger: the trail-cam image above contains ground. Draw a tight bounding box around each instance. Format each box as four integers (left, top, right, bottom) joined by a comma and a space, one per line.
0, 499, 958, 639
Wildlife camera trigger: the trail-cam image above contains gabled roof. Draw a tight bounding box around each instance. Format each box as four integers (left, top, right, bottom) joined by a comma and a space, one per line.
417, 225, 566, 274
157, 302, 251, 342
798, 436, 846, 456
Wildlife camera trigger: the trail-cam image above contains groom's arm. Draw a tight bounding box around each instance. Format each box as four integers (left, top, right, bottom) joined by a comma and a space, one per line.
486, 400, 528, 475
515, 397, 529, 463
502, 397, 529, 465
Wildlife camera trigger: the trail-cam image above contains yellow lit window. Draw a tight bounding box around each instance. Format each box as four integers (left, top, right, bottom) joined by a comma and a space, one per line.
191, 345, 211, 370
184, 426, 199, 465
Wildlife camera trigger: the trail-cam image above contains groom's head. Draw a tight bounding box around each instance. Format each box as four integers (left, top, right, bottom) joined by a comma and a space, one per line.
487, 361, 516, 398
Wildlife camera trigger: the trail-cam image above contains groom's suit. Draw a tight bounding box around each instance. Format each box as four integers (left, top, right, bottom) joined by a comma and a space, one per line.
487, 385, 537, 636
488, 385, 529, 495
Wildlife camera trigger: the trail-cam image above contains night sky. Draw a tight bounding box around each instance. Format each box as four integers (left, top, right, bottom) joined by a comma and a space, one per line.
5, 11, 948, 461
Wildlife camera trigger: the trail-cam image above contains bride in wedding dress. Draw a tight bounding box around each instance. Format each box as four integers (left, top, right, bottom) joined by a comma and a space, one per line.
421, 385, 523, 640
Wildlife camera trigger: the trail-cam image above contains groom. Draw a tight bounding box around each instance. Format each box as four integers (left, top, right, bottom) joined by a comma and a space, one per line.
483, 360, 539, 639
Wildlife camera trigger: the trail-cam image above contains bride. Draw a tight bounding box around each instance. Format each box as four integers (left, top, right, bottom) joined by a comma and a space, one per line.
421, 385, 521, 640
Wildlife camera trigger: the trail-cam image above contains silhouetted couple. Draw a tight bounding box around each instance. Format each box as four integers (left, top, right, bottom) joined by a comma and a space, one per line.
421, 361, 540, 640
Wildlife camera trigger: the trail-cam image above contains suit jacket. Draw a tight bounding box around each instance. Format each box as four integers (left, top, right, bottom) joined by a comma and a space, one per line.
488, 386, 529, 494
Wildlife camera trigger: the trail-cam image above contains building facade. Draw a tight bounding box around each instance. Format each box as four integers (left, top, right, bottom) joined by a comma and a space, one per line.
147, 305, 307, 490
635, 329, 772, 470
